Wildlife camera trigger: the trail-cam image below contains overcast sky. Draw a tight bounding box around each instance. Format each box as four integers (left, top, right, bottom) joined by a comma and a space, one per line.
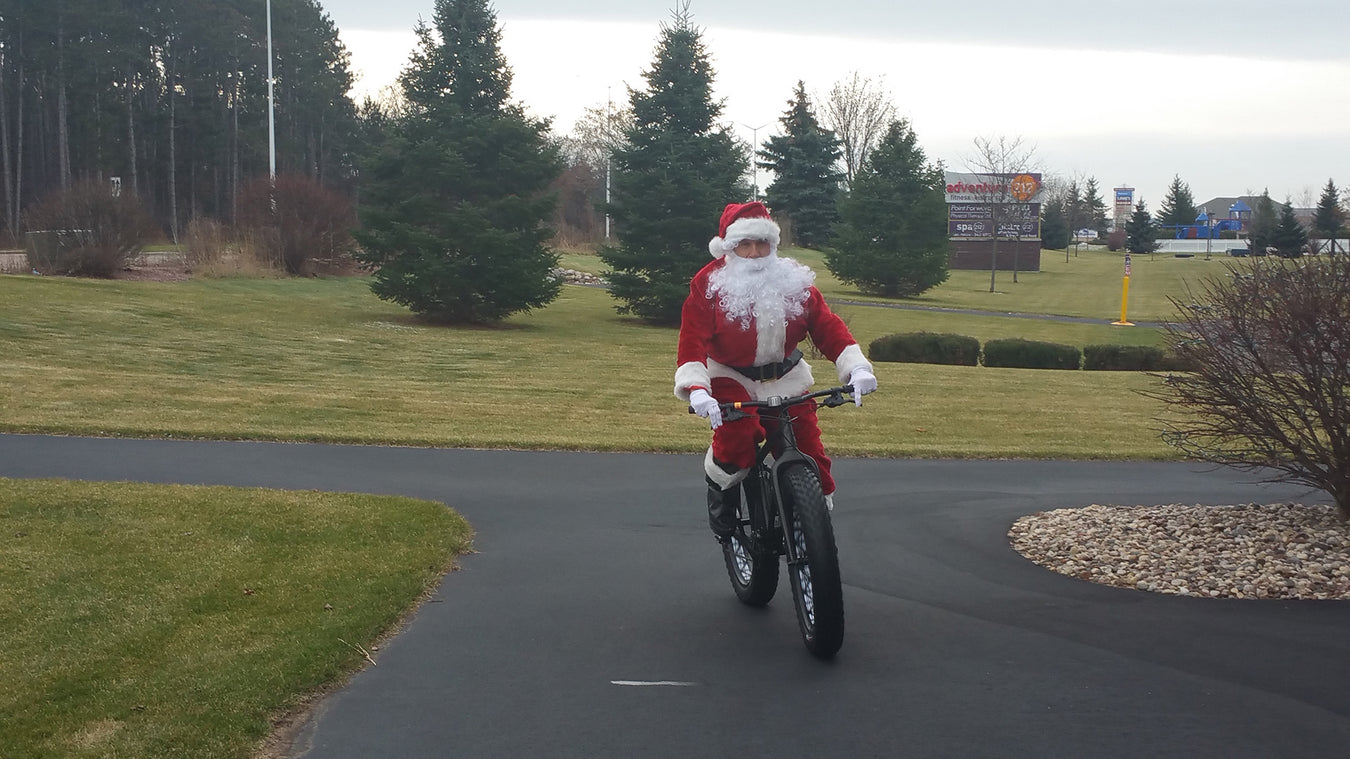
318, 0, 1350, 210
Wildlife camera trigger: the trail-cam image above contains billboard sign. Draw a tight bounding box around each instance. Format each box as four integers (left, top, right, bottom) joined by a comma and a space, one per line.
948, 219, 1041, 239
1114, 187, 1134, 215
945, 171, 1044, 204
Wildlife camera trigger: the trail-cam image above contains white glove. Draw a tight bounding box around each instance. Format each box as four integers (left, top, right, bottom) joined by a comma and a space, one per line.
848, 368, 877, 406
689, 388, 723, 429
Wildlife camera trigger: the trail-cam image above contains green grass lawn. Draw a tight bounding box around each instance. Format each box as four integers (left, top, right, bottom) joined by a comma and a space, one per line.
0, 271, 1184, 459
0, 477, 471, 759
561, 244, 1235, 324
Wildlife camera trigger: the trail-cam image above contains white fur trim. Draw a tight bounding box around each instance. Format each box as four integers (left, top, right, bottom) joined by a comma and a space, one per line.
707, 357, 815, 400
705, 447, 749, 490
674, 361, 712, 401
833, 343, 872, 384
723, 217, 780, 248
710, 216, 781, 258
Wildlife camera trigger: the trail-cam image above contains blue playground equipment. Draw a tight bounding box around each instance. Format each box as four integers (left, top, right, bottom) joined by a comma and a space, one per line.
1164, 201, 1252, 239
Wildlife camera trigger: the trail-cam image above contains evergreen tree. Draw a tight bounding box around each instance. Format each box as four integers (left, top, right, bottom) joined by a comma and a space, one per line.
1040, 196, 1071, 250
1313, 178, 1344, 253
1083, 177, 1108, 233
756, 81, 843, 248
354, 0, 562, 323
0, 0, 357, 240
1247, 190, 1277, 257
826, 119, 948, 297
1273, 198, 1308, 258
1124, 200, 1159, 254
1157, 174, 1198, 231
598, 3, 746, 325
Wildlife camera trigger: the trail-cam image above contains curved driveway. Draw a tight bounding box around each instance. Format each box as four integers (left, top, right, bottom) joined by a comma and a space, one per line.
2, 434, 1347, 758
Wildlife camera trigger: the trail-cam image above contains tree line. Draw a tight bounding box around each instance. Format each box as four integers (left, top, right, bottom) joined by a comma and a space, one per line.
0, 0, 357, 245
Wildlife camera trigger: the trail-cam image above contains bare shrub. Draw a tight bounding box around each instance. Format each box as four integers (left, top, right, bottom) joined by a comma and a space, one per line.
236, 175, 355, 276
184, 217, 277, 278
23, 180, 159, 277
1153, 256, 1350, 520
1106, 229, 1126, 252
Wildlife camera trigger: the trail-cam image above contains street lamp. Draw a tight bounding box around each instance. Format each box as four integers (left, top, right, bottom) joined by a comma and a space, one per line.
1196, 209, 1212, 260
266, 0, 276, 181
741, 122, 768, 201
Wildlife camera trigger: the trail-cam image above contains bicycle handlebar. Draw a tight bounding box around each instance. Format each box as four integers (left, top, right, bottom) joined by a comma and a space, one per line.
687, 385, 856, 420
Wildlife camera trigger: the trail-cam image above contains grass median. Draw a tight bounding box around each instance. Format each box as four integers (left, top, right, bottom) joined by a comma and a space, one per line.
0, 248, 1202, 459
0, 477, 472, 759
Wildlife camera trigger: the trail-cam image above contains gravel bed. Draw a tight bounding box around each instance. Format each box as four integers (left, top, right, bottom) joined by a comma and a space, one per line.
1009, 502, 1350, 600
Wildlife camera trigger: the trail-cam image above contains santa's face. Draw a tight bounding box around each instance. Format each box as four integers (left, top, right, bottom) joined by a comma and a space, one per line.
733, 238, 773, 259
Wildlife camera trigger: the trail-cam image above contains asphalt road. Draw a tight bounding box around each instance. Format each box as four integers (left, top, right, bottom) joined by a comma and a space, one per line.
2, 434, 1348, 758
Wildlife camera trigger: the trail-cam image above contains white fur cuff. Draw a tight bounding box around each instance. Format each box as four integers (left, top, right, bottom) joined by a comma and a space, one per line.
834, 343, 872, 384
674, 361, 712, 401
705, 447, 749, 490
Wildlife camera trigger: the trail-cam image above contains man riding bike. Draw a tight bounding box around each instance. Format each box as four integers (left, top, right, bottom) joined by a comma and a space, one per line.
675, 201, 877, 540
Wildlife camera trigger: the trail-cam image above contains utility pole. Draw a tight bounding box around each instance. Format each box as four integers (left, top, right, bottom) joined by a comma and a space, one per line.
266, 0, 276, 181
605, 87, 612, 240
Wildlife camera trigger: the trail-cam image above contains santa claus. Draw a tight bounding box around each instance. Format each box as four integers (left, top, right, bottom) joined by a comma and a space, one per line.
675, 201, 877, 539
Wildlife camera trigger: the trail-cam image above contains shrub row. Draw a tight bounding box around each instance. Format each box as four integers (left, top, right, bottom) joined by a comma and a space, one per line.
868, 332, 1195, 371
867, 332, 980, 366
983, 338, 1081, 370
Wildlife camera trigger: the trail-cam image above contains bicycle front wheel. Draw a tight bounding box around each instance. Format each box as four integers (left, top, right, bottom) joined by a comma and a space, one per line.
781, 463, 844, 658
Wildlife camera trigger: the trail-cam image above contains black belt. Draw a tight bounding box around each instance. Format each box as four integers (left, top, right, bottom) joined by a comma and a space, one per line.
730, 349, 803, 381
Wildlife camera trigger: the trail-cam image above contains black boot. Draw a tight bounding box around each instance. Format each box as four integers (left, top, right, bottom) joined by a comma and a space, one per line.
706, 478, 740, 540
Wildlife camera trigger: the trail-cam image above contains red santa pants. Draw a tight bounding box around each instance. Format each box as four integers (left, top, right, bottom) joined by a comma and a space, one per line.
709, 376, 836, 495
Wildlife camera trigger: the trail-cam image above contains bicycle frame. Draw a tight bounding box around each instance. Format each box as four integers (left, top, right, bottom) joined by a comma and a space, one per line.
723, 387, 852, 562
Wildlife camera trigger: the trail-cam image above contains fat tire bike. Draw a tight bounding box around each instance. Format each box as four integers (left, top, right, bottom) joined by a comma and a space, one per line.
700, 386, 855, 659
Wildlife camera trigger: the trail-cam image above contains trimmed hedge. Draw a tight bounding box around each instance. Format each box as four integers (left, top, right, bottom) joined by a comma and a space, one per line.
981, 338, 1082, 370
1083, 344, 1165, 371
869, 332, 981, 366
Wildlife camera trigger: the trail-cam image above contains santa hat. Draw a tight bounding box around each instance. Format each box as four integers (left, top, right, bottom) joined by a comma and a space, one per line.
708, 201, 781, 258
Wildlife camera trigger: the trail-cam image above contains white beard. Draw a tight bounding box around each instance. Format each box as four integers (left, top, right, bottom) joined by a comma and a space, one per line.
707, 253, 816, 365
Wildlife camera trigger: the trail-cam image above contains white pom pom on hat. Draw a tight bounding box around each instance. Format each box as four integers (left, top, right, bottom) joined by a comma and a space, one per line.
708, 201, 781, 258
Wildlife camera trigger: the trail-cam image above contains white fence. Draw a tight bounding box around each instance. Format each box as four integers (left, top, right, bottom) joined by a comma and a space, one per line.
1155, 239, 1349, 255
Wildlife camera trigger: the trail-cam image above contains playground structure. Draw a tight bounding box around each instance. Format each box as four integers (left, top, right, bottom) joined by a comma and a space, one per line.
1163, 200, 1252, 240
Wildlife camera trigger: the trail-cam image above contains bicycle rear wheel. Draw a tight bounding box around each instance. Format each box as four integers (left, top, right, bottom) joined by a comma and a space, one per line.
721, 483, 778, 606
781, 463, 844, 658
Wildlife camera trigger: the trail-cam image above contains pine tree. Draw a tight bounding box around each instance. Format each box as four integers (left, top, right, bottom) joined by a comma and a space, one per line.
598, 3, 746, 325
1247, 190, 1277, 257
1124, 200, 1159, 254
353, 0, 562, 324
1313, 179, 1344, 254
1273, 198, 1308, 258
1157, 174, 1198, 231
826, 119, 948, 297
756, 81, 843, 248
1083, 177, 1108, 233
1040, 196, 1070, 251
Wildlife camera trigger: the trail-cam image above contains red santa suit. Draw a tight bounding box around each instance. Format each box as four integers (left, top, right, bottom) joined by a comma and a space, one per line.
675, 202, 871, 495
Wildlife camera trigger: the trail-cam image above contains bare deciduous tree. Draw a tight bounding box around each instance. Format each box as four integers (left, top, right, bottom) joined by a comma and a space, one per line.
820, 72, 895, 190
1153, 256, 1350, 521
965, 134, 1038, 291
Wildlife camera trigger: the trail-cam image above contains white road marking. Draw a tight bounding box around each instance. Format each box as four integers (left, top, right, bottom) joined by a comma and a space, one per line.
610, 680, 698, 687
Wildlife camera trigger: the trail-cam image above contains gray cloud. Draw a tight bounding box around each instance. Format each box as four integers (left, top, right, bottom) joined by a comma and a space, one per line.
320, 0, 1349, 62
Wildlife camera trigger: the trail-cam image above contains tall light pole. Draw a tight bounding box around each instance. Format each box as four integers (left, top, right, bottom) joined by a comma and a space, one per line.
266, 0, 276, 181
605, 87, 613, 241
741, 122, 767, 201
